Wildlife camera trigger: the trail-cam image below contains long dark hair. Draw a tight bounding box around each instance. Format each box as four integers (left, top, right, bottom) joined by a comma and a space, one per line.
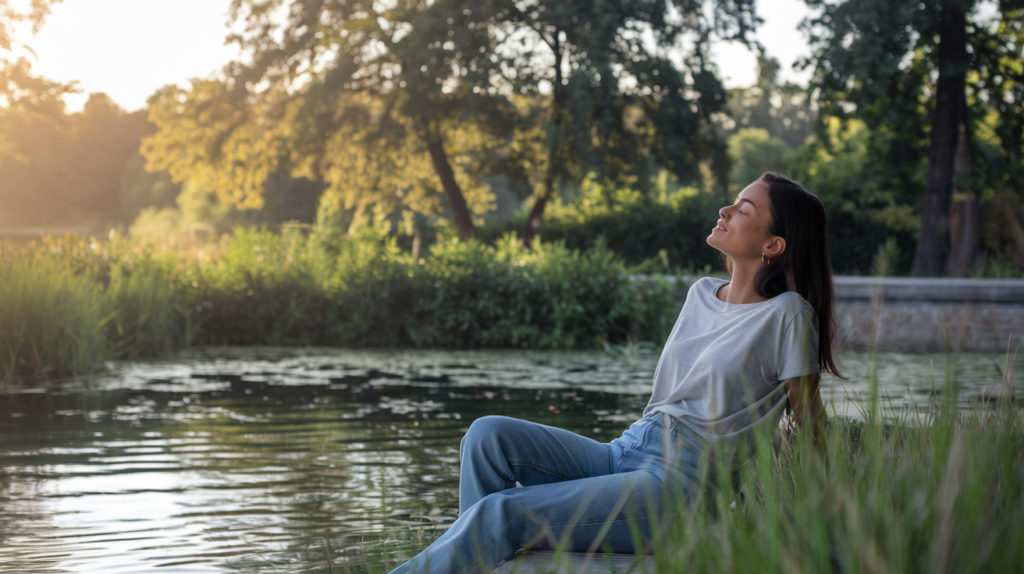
728, 171, 842, 378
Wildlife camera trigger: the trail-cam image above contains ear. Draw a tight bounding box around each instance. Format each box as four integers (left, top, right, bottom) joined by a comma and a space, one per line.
764, 236, 786, 259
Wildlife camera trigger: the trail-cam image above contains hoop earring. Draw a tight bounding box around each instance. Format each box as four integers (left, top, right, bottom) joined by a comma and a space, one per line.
762, 252, 770, 265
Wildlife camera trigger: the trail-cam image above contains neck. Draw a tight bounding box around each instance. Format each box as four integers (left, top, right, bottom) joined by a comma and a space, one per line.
720, 260, 770, 304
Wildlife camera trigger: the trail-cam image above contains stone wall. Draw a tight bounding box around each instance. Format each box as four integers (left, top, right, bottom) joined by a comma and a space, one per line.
635, 275, 1024, 354
832, 277, 1024, 353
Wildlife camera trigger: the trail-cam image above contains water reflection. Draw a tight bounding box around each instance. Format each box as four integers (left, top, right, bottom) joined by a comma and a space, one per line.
0, 347, 1018, 573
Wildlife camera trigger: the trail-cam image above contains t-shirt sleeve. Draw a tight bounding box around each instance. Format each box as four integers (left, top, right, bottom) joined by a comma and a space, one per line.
777, 306, 820, 380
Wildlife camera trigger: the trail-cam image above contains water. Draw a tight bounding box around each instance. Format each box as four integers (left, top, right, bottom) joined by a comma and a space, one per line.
0, 347, 1018, 573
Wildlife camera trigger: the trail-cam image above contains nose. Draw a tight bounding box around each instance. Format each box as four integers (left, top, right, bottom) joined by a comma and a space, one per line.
719, 206, 729, 219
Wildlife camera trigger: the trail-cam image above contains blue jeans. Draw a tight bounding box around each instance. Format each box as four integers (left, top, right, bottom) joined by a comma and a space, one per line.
389, 411, 705, 574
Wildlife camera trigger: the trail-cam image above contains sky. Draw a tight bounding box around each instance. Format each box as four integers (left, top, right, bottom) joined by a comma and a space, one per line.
14, 0, 813, 113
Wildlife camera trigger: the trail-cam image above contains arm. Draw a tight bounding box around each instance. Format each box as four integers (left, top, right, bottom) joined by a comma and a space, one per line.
784, 372, 826, 452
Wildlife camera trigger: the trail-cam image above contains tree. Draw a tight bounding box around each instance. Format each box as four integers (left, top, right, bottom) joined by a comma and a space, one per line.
721, 54, 816, 150
0, 92, 148, 227
1, 0, 76, 162
417, 0, 758, 246
727, 127, 792, 192
144, 0, 758, 244
142, 0, 508, 240
802, 0, 1024, 276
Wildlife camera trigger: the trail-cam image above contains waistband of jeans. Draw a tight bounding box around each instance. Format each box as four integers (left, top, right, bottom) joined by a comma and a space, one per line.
642, 411, 705, 440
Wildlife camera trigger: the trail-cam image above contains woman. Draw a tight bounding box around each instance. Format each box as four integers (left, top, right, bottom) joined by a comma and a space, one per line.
390, 171, 841, 574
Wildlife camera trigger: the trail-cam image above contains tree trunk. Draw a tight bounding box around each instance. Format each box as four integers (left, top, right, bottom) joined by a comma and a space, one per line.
521, 29, 564, 248
426, 133, 476, 240
911, 3, 969, 276
522, 161, 556, 248
346, 201, 367, 235
945, 113, 978, 276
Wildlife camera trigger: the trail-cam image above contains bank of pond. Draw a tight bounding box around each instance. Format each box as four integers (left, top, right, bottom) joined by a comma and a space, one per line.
1, 229, 677, 383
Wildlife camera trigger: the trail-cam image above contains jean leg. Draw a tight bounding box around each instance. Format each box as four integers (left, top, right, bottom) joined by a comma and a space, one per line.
389, 469, 683, 574
457, 415, 613, 514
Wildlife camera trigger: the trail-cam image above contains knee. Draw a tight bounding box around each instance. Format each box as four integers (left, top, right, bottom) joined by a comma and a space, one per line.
461, 415, 515, 458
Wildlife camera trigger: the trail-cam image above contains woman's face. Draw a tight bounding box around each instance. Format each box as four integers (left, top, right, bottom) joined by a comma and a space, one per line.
706, 181, 780, 261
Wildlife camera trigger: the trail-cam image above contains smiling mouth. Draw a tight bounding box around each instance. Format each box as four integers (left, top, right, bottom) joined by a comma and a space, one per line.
715, 220, 727, 232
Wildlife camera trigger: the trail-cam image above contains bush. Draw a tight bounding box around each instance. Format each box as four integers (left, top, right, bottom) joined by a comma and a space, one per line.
478, 175, 724, 273
101, 242, 187, 357
185, 224, 676, 350
0, 244, 107, 381
0, 225, 678, 381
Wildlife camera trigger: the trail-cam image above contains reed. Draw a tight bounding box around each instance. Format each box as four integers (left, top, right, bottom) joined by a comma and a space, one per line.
0, 226, 676, 383
648, 400, 1024, 574
0, 244, 107, 382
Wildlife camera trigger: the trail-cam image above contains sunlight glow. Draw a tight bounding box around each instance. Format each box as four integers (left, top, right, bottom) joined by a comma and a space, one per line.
12, 0, 241, 112
11, 0, 812, 113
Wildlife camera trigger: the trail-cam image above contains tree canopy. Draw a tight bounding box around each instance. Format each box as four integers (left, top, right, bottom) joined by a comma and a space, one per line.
801, 0, 1024, 275
141, 0, 759, 243
1, 0, 76, 163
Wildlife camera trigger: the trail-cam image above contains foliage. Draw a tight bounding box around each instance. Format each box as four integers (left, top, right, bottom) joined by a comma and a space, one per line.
127, 174, 322, 248
800, 0, 1024, 274
648, 402, 1024, 574
142, 0, 759, 241
0, 93, 145, 227
99, 240, 188, 358
479, 172, 724, 273
0, 0, 73, 115
0, 241, 106, 382
726, 128, 793, 194
720, 55, 816, 150
787, 117, 921, 274
408, 234, 660, 349
0, 228, 676, 381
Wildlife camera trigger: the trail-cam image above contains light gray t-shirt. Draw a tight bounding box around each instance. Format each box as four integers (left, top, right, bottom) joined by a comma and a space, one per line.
643, 277, 819, 443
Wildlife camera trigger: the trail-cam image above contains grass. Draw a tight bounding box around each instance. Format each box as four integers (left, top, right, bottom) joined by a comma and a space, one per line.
372, 348, 1024, 574
401, 406, 1022, 574
0, 244, 107, 380
652, 402, 1023, 573
0, 225, 677, 384
328, 405, 1024, 574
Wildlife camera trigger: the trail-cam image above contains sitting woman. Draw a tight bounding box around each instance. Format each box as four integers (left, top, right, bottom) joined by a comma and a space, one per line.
390, 171, 841, 574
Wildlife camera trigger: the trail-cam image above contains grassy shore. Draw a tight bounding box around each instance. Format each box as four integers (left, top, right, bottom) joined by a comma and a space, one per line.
377, 401, 1024, 574
0, 225, 676, 383
331, 356, 1022, 574
653, 403, 1024, 573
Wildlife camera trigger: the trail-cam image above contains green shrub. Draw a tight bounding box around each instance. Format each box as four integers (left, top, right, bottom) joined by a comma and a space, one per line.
0, 225, 679, 380
478, 176, 725, 274
101, 243, 187, 358
0, 245, 107, 381
181, 224, 676, 350
408, 233, 658, 348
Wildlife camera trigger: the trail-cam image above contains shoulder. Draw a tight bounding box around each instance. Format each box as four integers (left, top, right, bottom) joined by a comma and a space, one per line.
772, 291, 813, 315
688, 276, 727, 296
769, 291, 816, 329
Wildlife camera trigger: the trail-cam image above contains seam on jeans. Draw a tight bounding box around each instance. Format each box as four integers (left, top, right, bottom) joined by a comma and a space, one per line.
503, 511, 690, 545
452, 525, 527, 574
616, 421, 655, 473
507, 461, 572, 482
452, 507, 692, 572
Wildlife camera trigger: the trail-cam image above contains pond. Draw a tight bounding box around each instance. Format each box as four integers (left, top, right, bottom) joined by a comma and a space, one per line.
0, 347, 1018, 573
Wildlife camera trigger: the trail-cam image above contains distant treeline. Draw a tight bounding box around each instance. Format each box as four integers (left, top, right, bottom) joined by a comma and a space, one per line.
2, 1, 1022, 278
